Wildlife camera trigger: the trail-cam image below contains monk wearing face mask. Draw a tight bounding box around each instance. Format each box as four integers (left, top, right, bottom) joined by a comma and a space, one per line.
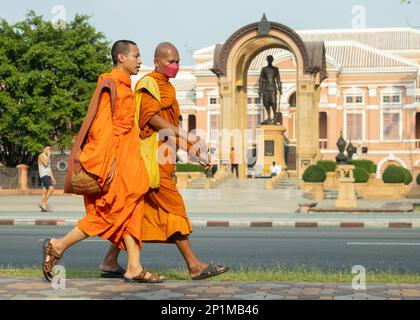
42, 40, 163, 284
100, 42, 229, 280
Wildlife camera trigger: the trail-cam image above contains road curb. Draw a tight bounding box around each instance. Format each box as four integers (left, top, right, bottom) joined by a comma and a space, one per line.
1, 218, 419, 229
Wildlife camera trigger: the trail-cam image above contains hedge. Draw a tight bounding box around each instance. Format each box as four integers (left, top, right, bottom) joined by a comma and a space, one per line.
175, 163, 205, 173
347, 160, 376, 174
354, 167, 370, 183
382, 165, 406, 184
401, 167, 413, 185
302, 165, 327, 183
316, 160, 336, 173
417, 173, 420, 185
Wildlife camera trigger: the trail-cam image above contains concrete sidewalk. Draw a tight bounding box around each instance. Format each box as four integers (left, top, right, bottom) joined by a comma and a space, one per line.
0, 277, 419, 300
1, 179, 419, 229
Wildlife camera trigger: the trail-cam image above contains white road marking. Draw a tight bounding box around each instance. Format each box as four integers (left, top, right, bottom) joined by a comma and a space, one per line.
347, 242, 420, 246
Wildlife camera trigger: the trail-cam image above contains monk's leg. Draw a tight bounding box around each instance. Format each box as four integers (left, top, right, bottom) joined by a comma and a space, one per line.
122, 235, 142, 278
172, 233, 208, 277
49, 226, 89, 255
100, 243, 122, 272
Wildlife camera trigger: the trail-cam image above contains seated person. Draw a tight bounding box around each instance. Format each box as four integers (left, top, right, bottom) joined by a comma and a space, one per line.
269, 161, 282, 177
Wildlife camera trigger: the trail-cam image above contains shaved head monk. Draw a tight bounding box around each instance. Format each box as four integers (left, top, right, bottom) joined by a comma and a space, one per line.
100, 42, 229, 280
42, 40, 163, 283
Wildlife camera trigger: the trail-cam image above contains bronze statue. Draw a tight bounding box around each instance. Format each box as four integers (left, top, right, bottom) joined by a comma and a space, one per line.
258, 55, 282, 124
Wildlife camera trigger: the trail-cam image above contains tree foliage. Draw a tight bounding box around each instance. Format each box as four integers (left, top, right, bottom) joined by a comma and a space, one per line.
0, 11, 112, 166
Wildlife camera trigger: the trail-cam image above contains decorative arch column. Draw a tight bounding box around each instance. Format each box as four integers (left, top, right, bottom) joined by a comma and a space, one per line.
211, 15, 327, 178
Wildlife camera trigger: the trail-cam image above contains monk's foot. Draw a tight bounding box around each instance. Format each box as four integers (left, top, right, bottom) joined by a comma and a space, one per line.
188, 262, 209, 278
99, 261, 123, 273
124, 267, 143, 280
124, 268, 165, 283
49, 238, 64, 256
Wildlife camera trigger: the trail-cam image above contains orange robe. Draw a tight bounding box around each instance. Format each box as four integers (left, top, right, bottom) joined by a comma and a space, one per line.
137, 71, 193, 242
77, 68, 149, 250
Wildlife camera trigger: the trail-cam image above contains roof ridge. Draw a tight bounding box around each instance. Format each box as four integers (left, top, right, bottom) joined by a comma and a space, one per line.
297, 27, 420, 34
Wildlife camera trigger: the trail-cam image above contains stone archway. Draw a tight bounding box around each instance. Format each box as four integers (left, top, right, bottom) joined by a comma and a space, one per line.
376, 154, 407, 178
211, 15, 327, 178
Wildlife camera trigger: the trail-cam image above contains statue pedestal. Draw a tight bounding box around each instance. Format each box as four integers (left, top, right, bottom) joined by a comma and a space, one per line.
335, 164, 358, 208
256, 124, 287, 175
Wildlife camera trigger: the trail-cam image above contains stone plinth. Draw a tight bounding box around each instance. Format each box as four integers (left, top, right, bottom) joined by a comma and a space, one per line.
335, 164, 357, 208
256, 124, 287, 173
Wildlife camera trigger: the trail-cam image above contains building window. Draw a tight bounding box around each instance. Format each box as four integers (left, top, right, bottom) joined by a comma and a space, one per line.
209, 113, 220, 143
345, 95, 364, 105
247, 113, 262, 141
382, 109, 401, 141
345, 112, 363, 141
382, 94, 401, 104
415, 95, 420, 103
188, 115, 196, 133
319, 112, 327, 149
210, 114, 220, 130
247, 97, 253, 104
255, 97, 261, 104
209, 97, 218, 105
289, 92, 296, 108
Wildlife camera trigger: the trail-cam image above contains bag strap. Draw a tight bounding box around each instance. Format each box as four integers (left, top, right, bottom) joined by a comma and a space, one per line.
134, 76, 161, 129
74, 78, 117, 149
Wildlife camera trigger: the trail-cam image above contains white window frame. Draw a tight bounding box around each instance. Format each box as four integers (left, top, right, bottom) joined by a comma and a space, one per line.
380, 87, 403, 106
343, 108, 365, 142
343, 88, 365, 106
380, 107, 403, 142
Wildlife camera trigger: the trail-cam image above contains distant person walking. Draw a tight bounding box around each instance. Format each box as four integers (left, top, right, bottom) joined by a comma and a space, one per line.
38, 146, 56, 212
230, 147, 239, 178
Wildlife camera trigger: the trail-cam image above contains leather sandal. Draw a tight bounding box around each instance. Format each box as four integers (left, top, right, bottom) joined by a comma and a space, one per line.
42, 239, 62, 282
124, 269, 165, 283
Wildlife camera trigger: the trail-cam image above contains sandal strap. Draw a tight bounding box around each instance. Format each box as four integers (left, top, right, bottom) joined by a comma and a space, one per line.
143, 269, 162, 281
43, 240, 62, 274
46, 242, 62, 259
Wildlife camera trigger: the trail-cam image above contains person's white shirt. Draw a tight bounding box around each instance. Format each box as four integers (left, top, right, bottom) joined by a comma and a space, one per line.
270, 164, 281, 176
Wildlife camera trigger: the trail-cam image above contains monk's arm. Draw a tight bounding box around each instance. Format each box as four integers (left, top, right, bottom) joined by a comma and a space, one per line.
149, 116, 209, 165
148, 115, 199, 145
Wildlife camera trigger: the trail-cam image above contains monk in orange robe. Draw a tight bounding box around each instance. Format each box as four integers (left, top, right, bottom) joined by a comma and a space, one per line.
101, 42, 229, 280
42, 40, 162, 283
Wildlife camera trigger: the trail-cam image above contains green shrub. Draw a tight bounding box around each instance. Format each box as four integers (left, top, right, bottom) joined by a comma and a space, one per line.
417, 173, 420, 185
382, 166, 406, 184
175, 163, 205, 173
353, 167, 369, 183
302, 165, 326, 183
401, 167, 413, 185
347, 160, 376, 174
316, 160, 336, 173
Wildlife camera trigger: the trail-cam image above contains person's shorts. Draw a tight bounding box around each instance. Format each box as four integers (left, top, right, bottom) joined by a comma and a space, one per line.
41, 176, 53, 188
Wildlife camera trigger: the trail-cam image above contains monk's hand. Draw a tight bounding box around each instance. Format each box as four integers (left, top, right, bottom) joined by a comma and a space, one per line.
187, 134, 207, 157
198, 153, 212, 170
105, 160, 116, 185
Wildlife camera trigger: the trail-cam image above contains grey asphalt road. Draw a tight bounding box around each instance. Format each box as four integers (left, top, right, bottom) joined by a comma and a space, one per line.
0, 226, 420, 273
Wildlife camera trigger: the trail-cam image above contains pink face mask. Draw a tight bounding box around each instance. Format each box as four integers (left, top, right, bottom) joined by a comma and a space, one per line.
163, 62, 179, 78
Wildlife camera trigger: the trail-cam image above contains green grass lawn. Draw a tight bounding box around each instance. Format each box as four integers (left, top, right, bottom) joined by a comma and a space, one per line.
415, 205, 420, 211
1, 265, 420, 283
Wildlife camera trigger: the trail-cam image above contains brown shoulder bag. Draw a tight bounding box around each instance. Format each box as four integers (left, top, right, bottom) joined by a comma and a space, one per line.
64, 78, 117, 195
